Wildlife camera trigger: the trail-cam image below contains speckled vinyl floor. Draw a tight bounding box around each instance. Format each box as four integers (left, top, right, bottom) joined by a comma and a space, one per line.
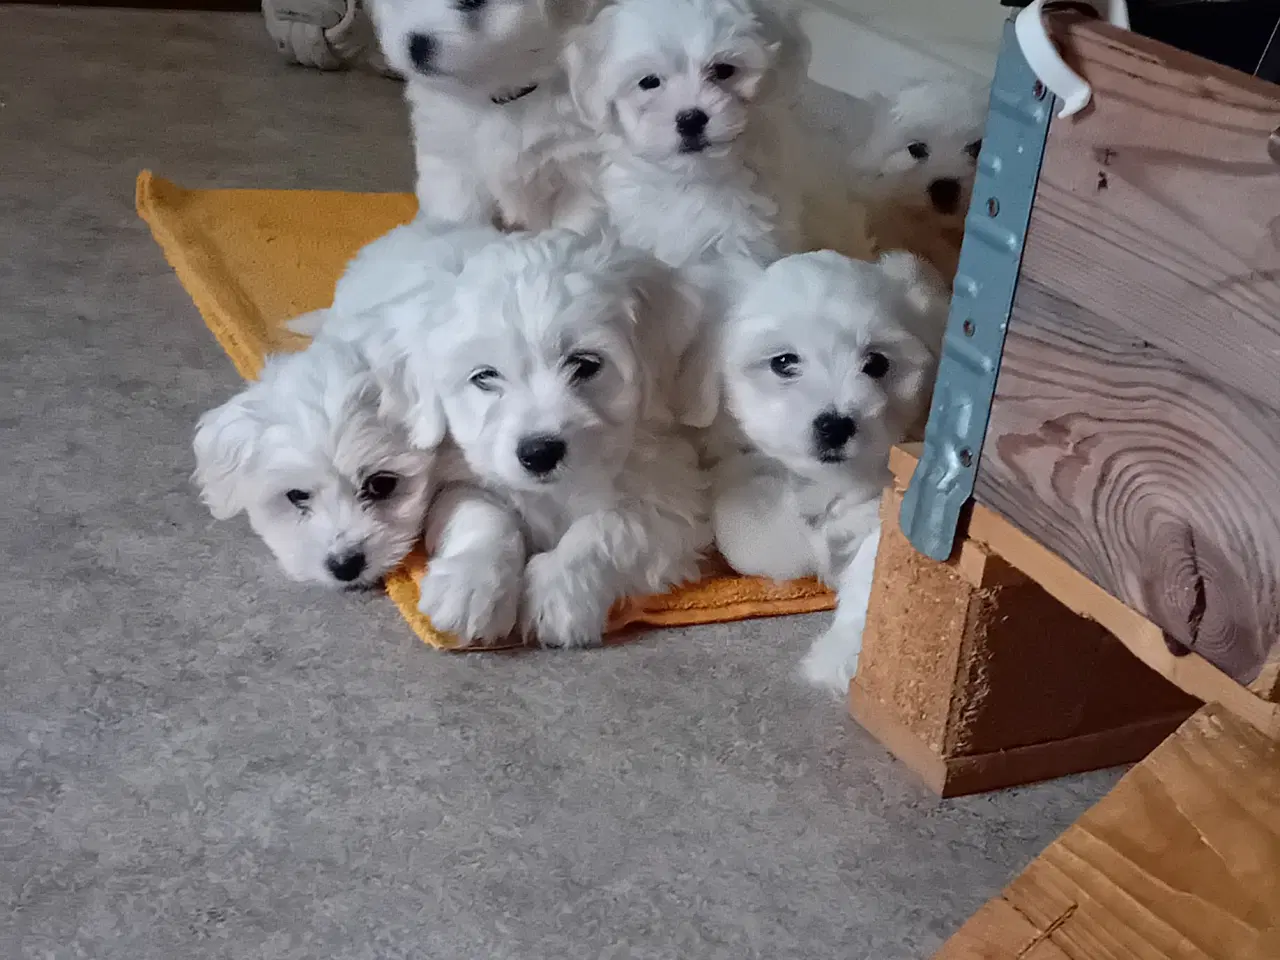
0, 9, 1119, 958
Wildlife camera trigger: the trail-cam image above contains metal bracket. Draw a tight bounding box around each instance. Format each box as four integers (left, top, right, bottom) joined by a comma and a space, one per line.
899, 19, 1055, 562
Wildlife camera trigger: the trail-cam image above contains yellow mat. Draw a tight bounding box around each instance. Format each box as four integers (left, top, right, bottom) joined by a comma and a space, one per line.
137, 170, 835, 649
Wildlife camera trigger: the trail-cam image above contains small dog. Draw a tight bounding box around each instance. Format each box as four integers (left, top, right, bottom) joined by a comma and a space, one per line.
371, 0, 596, 228
192, 337, 439, 589
853, 78, 989, 277
711, 250, 949, 688
288, 217, 505, 340
394, 229, 712, 647
561, 0, 810, 267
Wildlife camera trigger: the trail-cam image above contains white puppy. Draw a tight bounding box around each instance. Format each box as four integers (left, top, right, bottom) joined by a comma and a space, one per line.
371, 0, 595, 228
712, 250, 949, 688
398, 229, 711, 648
853, 79, 988, 276
562, 0, 809, 267
288, 217, 505, 339
193, 337, 440, 589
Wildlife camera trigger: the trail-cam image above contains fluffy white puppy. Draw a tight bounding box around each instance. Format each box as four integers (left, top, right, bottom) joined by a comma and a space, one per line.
193, 337, 439, 589
853, 78, 988, 276
288, 217, 505, 339
371, 0, 595, 229
562, 0, 809, 267
712, 250, 949, 687
401, 229, 711, 648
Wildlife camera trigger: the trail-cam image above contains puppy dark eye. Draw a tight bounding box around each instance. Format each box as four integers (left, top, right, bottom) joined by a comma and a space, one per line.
709, 63, 736, 81
566, 352, 603, 383
862, 351, 890, 380
286, 489, 311, 508
455, 0, 486, 10
638, 75, 662, 91
769, 352, 800, 379
469, 366, 501, 391
965, 139, 982, 161
907, 141, 930, 161
361, 472, 399, 502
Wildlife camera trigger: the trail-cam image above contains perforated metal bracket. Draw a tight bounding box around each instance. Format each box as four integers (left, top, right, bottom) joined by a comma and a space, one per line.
899, 19, 1056, 562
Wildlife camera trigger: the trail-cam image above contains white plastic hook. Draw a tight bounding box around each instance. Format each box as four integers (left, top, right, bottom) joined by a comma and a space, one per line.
1014, 0, 1130, 119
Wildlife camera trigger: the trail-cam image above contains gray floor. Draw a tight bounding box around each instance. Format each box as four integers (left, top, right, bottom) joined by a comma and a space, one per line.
0, 9, 1121, 959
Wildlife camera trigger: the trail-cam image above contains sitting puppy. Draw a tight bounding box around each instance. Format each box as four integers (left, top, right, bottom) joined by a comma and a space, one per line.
371, 0, 596, 228
400, 230, 712, 648
853, 78, 988, 278
711, 250, 949, 686
562, 0, 810, 267
192, 337, 439, 589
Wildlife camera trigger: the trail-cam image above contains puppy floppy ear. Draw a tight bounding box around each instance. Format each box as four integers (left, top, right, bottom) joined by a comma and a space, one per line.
878, 250, 951, 356
622, 258, 722, 428
671, 331, 721, 429
749, 0, 811, 103
384, 354, 447, 451
192, 397, 262, 520
563, 12, 615, 132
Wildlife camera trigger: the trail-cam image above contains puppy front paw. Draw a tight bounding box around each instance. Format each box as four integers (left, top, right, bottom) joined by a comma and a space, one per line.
418, 552, 521, 646
521, 552, 610, 650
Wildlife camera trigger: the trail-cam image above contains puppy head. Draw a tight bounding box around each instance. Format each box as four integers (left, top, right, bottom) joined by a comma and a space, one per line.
564, 0, 804, 161
372, 0, 591, 92
422, 230, 670, 493
858, 79, 988, 222
722, 251, 943, 483
192, 339, 438, 589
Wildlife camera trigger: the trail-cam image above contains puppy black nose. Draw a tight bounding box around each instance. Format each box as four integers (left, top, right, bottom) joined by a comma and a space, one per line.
326, 551, 367, 583
516, 435, 567, 476
813, 411, 856, 450
407, 32, 436, 73
675, 109, 709, 137
928, 177, 962, 215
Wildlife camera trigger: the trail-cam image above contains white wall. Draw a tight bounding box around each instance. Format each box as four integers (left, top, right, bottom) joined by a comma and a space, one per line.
800, 0, 1005, 97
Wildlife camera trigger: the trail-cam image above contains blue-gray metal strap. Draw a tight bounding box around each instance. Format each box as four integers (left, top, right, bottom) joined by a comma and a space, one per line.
899, 19, 1055, 562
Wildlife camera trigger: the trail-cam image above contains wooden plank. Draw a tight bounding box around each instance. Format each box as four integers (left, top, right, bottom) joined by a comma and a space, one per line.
975, 279, 1280, 686
965, 483, 1280, 740
932, 898, 1072, 960
932, 705, 1280, 960
893, 444, 1280, 735
1023, 19, 1280, 413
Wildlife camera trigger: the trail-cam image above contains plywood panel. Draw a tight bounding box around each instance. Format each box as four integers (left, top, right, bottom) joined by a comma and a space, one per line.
977, 282, 1280, 684
1013, 21, 1280, 412
974, 20, 1280, 685
933, 705, 1280, 960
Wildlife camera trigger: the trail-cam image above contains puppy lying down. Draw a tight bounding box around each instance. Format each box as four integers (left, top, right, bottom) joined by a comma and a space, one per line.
712, 250, 949, 689
193, 337, 439, 590
340, 228, 715, 648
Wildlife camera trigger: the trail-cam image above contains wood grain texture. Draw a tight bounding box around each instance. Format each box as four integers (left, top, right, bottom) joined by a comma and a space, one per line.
933, 705, 1280, 960
977, 282, 1280, 684
1022, 20, 1280, 412
975, 21, 1280, 685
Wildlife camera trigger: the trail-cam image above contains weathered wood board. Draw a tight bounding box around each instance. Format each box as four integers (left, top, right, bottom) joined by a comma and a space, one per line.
933, 705, 1280, 960
974, 20, 1280, 685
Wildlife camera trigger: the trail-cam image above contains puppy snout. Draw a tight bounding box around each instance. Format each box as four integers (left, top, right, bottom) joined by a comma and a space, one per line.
407, 32, 436, 74
928, 177, 962, 215
326, 550, 368, 583
516, 434, 567, 476
675, 109, 709, 137
812, 411, 856, 451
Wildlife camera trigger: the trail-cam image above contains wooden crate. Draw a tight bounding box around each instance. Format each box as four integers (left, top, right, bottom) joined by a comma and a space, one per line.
932, 704, 1280, 960
853, 446, 1201, 797
972, 19, 1280, 692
